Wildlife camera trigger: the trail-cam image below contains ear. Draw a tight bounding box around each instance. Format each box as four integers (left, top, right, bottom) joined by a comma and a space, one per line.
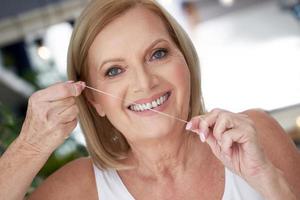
85, 90, 106, 117
91, 101, 106, 117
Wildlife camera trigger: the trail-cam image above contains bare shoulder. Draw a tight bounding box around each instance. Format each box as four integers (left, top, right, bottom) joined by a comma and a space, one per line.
242, 109, 300, 196
28, 157, 98, 200
242, 109, 299, 156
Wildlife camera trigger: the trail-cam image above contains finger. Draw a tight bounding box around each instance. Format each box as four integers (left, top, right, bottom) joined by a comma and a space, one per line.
186, 109, 221, 142
198, 117, 210, 140
212, 112, 235, 142
187, 113, 214, 132
220, 129, 246, 157
38, 81, 86, 102
206, 131, 222, 160
186, 116, 201, 132
186, 116, 208, 142
60, 118, 78, 138
219, 132, 234, 158
206, 128, 237, 161
58, 105, 79, 123
202, 108, 223, 126
186, 109, 228, 142
47, 97, 76, 116
197, 108, 223, 140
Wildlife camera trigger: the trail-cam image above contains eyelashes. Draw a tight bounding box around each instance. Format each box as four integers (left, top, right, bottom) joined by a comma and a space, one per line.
104, 48, 169, 78
150, 48, 168, 61
105, 67, 124, 77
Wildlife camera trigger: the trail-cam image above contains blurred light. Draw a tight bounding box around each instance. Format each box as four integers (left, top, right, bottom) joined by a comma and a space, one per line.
37, 46, 51, 60
219, 0, 234, 7
296, 116, 300, 128
44, 22, 73, 75
195, 2, 300, 112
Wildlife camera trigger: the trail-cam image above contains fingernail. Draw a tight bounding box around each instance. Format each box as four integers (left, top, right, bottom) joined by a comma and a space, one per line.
75, 81, 85, 90
79, 81, 86, 88
66, 80, 74, 83
199, 132, 206, 143
185, 122, 192, 130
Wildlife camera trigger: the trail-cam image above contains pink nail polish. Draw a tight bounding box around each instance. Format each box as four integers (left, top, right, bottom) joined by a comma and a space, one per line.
199, 132, 206, 143
66, 80, 74, 83
79, 81, 86, 90
185, 122, 192, 130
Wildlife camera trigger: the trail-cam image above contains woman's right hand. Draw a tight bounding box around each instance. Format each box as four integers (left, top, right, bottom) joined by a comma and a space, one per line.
17, 81, 86, 156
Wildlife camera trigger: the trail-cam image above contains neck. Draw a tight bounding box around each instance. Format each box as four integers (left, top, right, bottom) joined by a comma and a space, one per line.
125, 130, 209, 180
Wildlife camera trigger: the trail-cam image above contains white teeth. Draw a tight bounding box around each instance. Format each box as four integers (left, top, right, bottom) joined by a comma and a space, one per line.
133, 105, 137, 111
146, 103, 151, 109
142, 104, 147, 110
152, 101, 158, 108
129, 92, 170, 112
138, 104, 143, 111
156, 99, 161, 105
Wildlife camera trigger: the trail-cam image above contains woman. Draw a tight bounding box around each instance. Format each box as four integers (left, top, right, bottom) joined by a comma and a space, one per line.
0, 0, 299, 199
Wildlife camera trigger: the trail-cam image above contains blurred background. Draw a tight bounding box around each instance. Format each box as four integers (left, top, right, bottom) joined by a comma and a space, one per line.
0, 0, 299, 193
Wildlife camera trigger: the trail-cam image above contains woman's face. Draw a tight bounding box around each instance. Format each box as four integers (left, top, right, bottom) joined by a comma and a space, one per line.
88, 6, 191, 143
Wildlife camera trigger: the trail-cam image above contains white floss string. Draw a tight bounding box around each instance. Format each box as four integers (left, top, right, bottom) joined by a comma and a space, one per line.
79, 83, 188, 124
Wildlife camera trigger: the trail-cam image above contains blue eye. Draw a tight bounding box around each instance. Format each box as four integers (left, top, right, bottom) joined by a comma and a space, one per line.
105, 67, 123, 77
150, 49, 168, 61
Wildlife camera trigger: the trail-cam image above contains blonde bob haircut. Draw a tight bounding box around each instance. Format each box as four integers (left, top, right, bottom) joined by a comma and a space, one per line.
67, 0, 205, 170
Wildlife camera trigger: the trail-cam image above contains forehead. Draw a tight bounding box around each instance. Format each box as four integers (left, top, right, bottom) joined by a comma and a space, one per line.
88, 6, 172, 61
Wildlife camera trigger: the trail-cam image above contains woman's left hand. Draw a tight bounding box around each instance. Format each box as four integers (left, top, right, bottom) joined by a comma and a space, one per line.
186, 108, 271, 181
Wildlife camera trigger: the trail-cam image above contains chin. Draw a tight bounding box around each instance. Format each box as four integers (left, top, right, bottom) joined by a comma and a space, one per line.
129, 121, 183, 142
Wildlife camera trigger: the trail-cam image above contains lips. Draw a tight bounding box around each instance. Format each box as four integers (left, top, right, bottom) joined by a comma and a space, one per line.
127, 91, 171, 112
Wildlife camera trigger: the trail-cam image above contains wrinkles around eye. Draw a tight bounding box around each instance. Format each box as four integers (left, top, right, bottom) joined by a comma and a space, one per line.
150, 48, 168, 61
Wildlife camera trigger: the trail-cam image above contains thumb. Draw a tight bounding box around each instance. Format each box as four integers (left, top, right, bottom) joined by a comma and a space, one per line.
205, 131, 222, 160
71, 81, 86, 97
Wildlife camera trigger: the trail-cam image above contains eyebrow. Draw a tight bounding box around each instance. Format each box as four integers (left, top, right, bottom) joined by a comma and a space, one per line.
97, 38, 168, 71
97, 58, 124, 71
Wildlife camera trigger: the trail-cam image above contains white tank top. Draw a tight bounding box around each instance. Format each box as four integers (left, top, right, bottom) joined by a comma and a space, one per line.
93, 164, 264, 200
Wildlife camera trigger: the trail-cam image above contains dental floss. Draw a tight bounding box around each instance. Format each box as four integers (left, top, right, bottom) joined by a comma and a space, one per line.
80, 84, 188, 124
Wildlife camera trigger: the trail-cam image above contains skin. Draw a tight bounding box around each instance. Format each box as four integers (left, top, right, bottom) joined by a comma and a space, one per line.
0, 81, 86, 200
87, 5, 192, 174
87, 9, 191, 145
0, 6, 299, 200
86, 6, 223, 199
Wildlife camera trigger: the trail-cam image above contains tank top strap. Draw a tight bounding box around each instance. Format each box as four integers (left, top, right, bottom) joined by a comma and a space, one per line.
222, 168, 264, 200
93, 164, 135, 200
93, 164, 263, 200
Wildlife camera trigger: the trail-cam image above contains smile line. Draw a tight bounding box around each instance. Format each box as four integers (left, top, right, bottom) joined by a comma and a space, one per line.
78, 83, 188, 124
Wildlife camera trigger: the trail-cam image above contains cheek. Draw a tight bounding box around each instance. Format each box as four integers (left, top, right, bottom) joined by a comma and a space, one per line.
96, 81, 127, 112
170, 60, 191, 114
171, 61, 191, 93
98, 83, 132, 135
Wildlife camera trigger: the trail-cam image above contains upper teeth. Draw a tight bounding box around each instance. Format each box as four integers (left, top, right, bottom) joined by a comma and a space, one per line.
129, 93, 169, 112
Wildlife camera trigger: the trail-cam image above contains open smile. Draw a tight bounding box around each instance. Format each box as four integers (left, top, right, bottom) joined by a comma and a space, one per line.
127, 91, 171, 112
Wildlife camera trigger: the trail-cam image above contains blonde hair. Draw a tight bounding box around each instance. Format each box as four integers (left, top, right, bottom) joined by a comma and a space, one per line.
67, 0, 205, 169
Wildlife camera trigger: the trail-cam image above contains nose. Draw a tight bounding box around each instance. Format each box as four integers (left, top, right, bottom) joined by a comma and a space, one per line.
131, 64, 159, 93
